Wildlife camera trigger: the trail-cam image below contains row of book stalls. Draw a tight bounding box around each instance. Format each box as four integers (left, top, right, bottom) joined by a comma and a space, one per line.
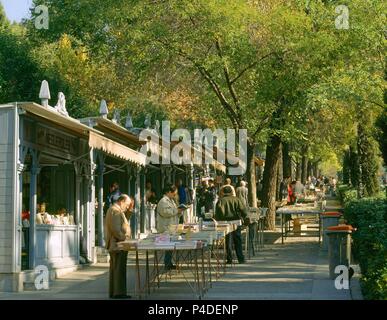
0, 90, 245, 292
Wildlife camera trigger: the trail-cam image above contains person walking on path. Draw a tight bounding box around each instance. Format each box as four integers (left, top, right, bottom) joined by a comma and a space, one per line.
105, 194, 133, 299
215, 186, 248, 264
236, 180, 249, 208
156, 184, 184, 269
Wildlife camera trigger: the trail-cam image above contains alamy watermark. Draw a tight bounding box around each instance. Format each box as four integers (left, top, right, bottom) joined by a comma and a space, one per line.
34, 265, 49, 290
32, 4, 349, 32
335, 5, 349, 30
334, 265, 350, 290
34, 5, 49, 30
138, 121, 247, 176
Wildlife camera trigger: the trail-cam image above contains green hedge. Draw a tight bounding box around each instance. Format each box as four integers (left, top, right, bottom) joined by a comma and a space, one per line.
337, 184, 358, 204
344, 197, 387, 300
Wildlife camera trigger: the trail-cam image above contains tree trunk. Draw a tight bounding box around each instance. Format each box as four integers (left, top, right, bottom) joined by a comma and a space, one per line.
349, 144, 360, 188
299, 145, 308, 184
261, 135, 282, 230
276, 143, 283, 201
282, 142, 292, 179
246, 139, 257, 208
342, 151, 351, 185
301, 154, 308, 185
296, 161, 302, 181
315, 163, 320, 178
307, 161, 312, 179
357, 123, 380, 197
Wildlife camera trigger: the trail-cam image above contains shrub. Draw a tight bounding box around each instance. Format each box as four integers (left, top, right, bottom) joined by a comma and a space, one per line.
344, 198, 387, 299
337, 184, 358, 204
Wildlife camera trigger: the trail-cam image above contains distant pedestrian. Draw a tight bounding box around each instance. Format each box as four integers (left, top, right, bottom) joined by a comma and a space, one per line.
146, 181, 157, 204
236, 181, 249, 208
294, 180, 305, 198
219, 178, 236, 198
280, 177, 290, 201
288, 181, 296, 204
197, 180, 216, 218
104, 182, 122, 215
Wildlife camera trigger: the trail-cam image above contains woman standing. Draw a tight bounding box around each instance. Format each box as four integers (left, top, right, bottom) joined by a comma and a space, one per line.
287, 181, 297, 204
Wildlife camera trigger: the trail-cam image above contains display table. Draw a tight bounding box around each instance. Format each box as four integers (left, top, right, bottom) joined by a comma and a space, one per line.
117, 220, 240, 299
118, 238, 209, 299
276, 205, 322, 244
245, 208, 265, 258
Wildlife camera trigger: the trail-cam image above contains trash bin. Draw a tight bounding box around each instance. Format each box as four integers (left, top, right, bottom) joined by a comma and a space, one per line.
321, 212, 342, 251
326, 225, 354, 280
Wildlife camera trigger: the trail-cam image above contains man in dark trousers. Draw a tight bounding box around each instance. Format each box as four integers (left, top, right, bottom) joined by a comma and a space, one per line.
215, 186, 248, 264
105, 194, 133, 299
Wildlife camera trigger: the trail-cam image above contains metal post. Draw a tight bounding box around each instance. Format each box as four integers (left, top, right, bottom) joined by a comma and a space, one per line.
75, 174, 82, 248
140, 169, 146, 234
127, 165, 132, 196
17, 163, 24, 270
190, 164, 196, 220
97, 154, 105, 247
134, 169, 141, 238
29, 162, 40, 269
89, 152, 97, 262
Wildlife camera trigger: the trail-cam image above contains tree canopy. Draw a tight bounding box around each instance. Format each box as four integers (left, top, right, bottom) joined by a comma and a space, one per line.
0, 0, 385, 214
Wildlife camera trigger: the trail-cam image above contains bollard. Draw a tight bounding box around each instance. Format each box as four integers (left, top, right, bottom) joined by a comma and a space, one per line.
326, 225, 354, 280
321, 212, 342, 251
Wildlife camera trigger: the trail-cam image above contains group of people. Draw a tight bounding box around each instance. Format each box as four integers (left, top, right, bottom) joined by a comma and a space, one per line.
157, 178, 249, 270
196, 178, 249, 215
279, 175, 338, 205
279, 177, 306, 205
104, 177, 251, 299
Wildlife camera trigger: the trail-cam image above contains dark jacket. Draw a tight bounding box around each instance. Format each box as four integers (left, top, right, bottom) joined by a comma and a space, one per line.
215, 194, 248, 222
104, 189, 122, 214
197, 186, 216, 215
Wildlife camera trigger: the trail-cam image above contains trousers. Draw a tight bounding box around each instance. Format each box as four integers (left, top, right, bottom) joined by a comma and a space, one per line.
109, 250, 128, 297
226, 226, 245, 262
164, 250, 173, 267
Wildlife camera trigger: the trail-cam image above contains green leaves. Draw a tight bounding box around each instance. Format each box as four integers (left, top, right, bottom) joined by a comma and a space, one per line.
344, 197, 387, 299
0, 2, 9, 29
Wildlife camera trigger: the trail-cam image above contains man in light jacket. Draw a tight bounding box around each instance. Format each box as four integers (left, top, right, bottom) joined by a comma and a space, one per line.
156, 184, 183, 269
105, 194, 133, 299
236, 180, 249, 208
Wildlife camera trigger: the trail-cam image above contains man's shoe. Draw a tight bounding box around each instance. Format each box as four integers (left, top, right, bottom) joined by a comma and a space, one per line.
226, 260, 232, 264
165, 264, 177, 270
238, 260, 246, 264
111, 294, 132, 299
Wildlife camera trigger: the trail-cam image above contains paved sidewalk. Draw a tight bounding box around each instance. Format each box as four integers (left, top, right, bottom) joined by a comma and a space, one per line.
0, 240, 360, 300
0, 197, 362, 300
148, 240, 355, 300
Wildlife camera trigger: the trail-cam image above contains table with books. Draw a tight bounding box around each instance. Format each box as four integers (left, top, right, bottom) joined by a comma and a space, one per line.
276, 204, 322, 244
117, 220, 241, 299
